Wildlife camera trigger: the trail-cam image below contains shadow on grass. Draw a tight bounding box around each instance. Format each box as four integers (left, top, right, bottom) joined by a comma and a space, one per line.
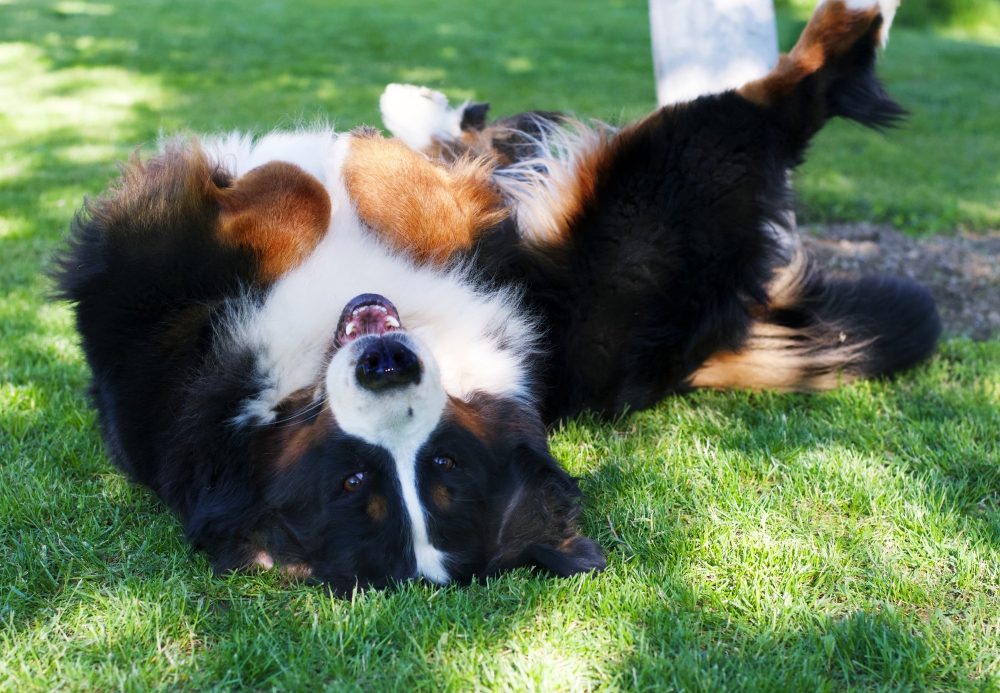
551, 350, 999, 690
1, 0, 656, 136
3, 2, 999, 688
621, 600, 967, 691
470, 461, 987, 690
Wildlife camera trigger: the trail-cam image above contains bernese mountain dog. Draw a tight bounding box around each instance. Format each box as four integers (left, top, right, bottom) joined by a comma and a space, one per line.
55, 0, 940, 593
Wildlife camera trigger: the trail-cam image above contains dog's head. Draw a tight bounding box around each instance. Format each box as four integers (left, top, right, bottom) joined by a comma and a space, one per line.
256, 292, 603, 592
226, 133, 605, 591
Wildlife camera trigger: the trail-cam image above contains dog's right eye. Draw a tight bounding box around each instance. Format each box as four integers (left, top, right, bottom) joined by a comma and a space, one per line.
343, 472, 365, 492
432, 456, 455, 470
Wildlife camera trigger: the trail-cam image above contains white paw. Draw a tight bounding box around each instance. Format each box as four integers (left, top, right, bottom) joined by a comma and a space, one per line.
379, 83, 467, 152
839, 0, 899, 45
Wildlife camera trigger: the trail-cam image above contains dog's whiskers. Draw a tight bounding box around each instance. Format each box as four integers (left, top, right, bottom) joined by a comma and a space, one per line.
259, 395, 328, 427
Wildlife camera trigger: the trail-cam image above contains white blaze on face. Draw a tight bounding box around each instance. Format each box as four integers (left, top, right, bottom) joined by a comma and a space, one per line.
325, 333, 450, 584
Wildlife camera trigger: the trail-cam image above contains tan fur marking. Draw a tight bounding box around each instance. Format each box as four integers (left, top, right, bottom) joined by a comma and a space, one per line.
739, 1, 882, 105
410, 115, 611, 248
423, 128, 511, 165
688, 328, 861, 391
367, 494, 388, 522
271, 393, 331, 470
252, 553, 313, 580
559, 535, 585, 551
765, 248, 810, 311
494, 121, 610, 247
216, 161, 331, 282
431, 484, 451, 510
342, 132, 507, 264
280, 563, 314, 580
445, 396, 492, 442
540, 133, 607, 245
690, 250, 868, 391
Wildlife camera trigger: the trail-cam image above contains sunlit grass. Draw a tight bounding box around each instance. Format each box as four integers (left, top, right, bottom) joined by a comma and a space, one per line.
792, 30, 1000, 232
1, 1, 999, 690
774, 8, 1000, 233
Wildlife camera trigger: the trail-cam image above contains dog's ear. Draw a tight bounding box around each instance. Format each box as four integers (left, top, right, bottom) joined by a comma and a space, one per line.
487, 443, 606, 578
521, 535, 606, 577
341, 130, 507, 264
215, 161, 331, 282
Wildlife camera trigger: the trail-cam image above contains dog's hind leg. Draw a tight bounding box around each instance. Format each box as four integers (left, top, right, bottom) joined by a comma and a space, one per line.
738, 0, 904, 141
688, 0, 941, 390
486, 0, 934, 417
379, 83, 566, 166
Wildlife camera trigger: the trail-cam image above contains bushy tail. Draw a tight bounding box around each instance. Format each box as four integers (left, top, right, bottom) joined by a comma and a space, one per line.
690, 254, 941, 391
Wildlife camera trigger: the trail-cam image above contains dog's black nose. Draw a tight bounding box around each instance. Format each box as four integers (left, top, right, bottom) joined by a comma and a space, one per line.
355, 337, 421, 391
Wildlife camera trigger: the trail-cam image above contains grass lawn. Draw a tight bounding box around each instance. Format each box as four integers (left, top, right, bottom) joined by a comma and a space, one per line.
1, 0, 999, 690
776, 4, 1000, 233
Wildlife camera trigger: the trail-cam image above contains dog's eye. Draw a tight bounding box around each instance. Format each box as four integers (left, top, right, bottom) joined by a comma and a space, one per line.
343, 472, 365, 492
433, 456, 455, 470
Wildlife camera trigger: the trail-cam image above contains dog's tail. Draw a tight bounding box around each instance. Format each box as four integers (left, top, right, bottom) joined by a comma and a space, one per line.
689, 252, 941, 391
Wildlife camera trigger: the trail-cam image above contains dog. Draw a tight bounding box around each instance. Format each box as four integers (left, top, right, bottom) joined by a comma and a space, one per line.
55, 0, 939, 593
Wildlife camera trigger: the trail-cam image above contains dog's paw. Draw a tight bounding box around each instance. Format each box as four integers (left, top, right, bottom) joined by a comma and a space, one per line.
839, 0, 899, 46
379, 83, 466, 153
739, 0, 902, 110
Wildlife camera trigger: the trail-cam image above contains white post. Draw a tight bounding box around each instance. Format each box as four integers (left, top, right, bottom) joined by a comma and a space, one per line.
649, 0, 780, 106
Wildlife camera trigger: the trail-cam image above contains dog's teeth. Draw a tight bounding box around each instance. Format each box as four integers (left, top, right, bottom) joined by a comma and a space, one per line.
376, 306, 388, 313
385, 316, 400, 328
345, 323, 355, 335
352, 308, 361, 316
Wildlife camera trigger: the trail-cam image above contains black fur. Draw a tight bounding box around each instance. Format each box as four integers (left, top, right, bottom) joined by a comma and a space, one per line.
468, 15, 931, 420
770, 272, 942, 377
459, 101, 491, 131
53, 9, 940, 591
474, 91, 795, 419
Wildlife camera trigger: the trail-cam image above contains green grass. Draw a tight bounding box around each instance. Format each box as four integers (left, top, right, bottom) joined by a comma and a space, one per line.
778, 0, 1000, 32
791, 30, 1000, 231
777, 2, 1000, 232
1, 1, 999, 690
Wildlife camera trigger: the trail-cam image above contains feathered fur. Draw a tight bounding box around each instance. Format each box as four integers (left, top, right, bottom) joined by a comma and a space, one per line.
54, 0, 938, 591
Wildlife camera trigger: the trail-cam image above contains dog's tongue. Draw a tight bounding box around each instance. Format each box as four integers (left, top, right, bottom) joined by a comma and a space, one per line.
335, 294, 402, 347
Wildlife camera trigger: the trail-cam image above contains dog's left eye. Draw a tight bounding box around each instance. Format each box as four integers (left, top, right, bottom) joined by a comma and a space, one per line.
343, 472, 365, 492
432, 456, 455, 470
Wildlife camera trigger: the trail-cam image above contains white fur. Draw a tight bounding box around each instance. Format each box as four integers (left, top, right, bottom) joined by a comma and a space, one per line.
202, 128, 537, 423
202, 128, 339, 183
379, 84, 466, 153
492, 118, 610, 246
231, 207, 536, 422
325, 334, 450, 583
829, 0, 898, 46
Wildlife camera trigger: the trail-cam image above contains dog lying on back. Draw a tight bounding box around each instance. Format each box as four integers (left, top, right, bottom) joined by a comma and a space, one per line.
56, 0, 939, 593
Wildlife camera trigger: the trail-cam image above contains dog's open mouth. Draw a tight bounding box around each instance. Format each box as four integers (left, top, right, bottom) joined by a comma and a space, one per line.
335, 293, 403, 347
